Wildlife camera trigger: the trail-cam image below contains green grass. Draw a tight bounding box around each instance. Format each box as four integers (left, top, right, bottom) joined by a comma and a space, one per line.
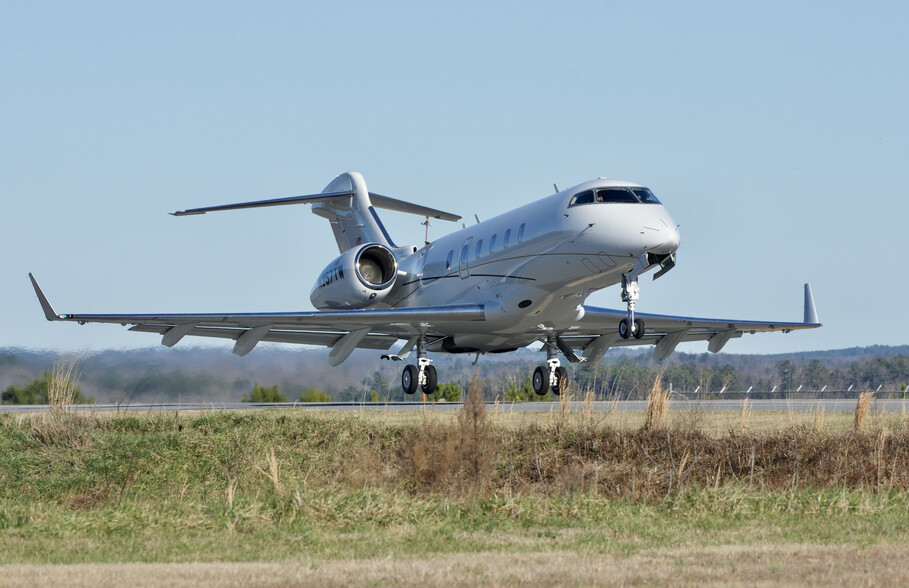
2, 407, 909, 564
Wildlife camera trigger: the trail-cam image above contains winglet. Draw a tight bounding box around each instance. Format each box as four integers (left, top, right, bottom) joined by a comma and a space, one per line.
804, 283, 819, 324
28, 273, 61, 321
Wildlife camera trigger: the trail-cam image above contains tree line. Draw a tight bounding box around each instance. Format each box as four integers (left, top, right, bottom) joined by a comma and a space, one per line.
4, 353, 908, 405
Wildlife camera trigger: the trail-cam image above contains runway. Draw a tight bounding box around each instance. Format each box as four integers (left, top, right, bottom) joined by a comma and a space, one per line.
2, 398, 908, 414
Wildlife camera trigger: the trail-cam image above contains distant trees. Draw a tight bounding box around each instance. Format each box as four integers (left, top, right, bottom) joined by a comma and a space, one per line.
500, 375, 531, 401
224, 353, 909, 404
298, 387, 331, 402
803, 359, 830, 389
846, 355, 909, 390
242, 383, 287, 403
5, 349, 909, 405
519, 354, 909, 399
425, 381, 462, 402
1, 373, 93, 405
499, 375, 552, 401
242, 383, 332, 402
368, 370, 393, 401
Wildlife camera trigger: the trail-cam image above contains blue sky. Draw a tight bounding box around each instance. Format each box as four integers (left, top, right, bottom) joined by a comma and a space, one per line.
3, 1, 907, 355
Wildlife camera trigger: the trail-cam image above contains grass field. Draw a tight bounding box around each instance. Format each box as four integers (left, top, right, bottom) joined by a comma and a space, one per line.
2, 388, 909, 585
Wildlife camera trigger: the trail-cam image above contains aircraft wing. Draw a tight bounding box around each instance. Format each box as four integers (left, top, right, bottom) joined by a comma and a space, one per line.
28, 273, 483, 365
566, 284, 821, 361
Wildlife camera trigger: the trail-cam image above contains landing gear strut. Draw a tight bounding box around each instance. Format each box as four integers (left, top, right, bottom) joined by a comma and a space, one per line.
619, 274, 645, 340
401, 337, 438, 395
532, 336, 569, 396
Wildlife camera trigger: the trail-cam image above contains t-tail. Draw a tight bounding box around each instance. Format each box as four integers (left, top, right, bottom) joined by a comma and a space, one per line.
172, 171, 460, 254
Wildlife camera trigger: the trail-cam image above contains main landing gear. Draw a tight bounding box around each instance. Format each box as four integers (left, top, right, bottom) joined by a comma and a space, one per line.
531, 335, 569, 396
619, 273, 645, 340
401, 338, 438, 395
399, 334, 574, 398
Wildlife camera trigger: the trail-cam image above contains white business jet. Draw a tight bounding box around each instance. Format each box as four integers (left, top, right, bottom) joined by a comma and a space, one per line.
29, 171, 820, 396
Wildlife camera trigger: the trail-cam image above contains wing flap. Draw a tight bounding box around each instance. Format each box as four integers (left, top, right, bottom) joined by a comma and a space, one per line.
129, 324, 399, 350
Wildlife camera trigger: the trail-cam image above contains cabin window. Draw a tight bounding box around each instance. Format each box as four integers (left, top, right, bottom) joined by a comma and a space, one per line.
446, 250, 454, 269
503, 229, 512, 248
518, 223, 526, 242
460, 243, 469, 265
475, 239, 483, 258
489, 234, 498, 252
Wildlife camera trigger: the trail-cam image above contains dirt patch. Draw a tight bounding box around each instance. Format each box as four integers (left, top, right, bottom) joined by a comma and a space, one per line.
2, 545, 905, 587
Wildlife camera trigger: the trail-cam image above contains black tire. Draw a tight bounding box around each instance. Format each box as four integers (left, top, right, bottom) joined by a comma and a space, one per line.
402, 365, 419, 394
619, 317, 632, 339
633, 318, 645, 340
421, 364, 438, 395
551, 366, 568, 396
532, 365, 550, 395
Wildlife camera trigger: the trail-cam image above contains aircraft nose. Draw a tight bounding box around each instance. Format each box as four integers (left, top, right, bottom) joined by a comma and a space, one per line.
665, 223, 681, 252
649, 217, 681, 255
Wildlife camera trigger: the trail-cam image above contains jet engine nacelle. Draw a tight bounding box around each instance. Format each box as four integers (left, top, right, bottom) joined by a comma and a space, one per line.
310, 243, 398, 309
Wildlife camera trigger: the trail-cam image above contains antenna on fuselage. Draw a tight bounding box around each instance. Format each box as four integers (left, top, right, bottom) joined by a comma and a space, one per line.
422, 216, 431, 245
553, 183, 560, 193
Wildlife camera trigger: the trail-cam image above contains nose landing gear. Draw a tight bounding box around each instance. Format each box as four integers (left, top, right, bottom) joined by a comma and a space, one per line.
619, 274, 646, 340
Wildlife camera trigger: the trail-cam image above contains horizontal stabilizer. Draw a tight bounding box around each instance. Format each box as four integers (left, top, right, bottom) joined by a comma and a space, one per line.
368, 193, 460, 221
172, 190, 460, 221
172, 191, 354, 216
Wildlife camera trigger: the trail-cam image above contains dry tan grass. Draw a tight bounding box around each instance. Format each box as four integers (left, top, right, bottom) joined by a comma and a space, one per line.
256, 448, 282, 497
2, 545, 907, 587
738, 398, 750, 431
854, 390, 875, 432
643, 377, 670, 431
399, 375, 495, 495
813, 403, 826, 432
457, 375, 494, 495
46, 356, 82, 413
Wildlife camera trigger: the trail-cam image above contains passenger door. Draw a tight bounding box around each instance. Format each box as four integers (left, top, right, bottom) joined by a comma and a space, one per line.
458, 237, 473, 279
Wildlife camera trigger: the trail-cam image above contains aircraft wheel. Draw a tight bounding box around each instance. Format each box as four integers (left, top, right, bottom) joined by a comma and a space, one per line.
532, 365, 550, 395
402, 365, 419, 395
619, 318, 632, 339
633, 318, 645, 340
551, 366, 568, 396
421, 364, 438, 395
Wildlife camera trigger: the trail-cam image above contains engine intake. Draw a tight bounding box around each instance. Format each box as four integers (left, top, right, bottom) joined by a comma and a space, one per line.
355, 245, 396, 289
310, 243, 399, 309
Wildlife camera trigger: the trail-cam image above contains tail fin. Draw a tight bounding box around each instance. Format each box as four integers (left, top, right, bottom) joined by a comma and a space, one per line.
311, 172, 390, 252
172, 171, 460, 254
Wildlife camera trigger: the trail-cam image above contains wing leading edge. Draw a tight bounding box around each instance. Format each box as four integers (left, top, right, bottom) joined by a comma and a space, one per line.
28, 273, 484, 365
572, 284, 821, 361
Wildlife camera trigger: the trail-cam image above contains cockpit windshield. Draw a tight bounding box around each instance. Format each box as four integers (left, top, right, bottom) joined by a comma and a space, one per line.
568, 186, 661, 207
631, 187, 660, 204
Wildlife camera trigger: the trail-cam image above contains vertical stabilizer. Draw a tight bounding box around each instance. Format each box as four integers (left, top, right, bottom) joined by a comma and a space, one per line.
311, 172, 395, 253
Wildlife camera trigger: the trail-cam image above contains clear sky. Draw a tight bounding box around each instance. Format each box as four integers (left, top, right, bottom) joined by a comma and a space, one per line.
3, 1, 907, 356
